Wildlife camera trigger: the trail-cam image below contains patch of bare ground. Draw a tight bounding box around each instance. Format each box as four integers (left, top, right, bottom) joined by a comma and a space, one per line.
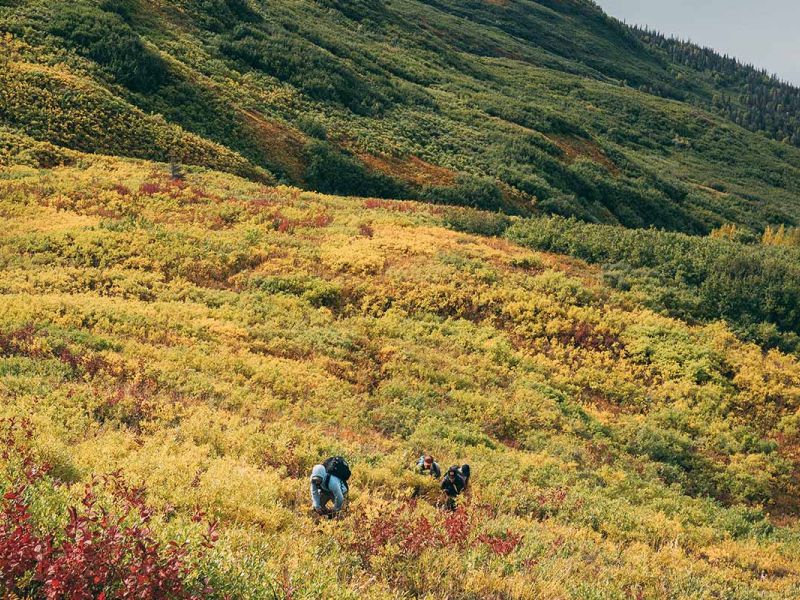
550, 135, 620, 176
356, 151, 459, 187
241, 110, 308, 182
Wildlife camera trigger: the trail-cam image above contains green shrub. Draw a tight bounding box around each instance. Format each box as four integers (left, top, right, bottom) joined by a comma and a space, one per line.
47, 2, 168, 92
423, 175, 506, 212
219, 24, 389, 115
303, 141, 408, 198
251, 275, 342, 309
442, 207, 512, 237
507, 216, 800, 351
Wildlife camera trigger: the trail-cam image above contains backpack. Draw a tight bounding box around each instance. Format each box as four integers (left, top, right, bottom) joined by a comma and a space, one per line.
323, 456, 351, 484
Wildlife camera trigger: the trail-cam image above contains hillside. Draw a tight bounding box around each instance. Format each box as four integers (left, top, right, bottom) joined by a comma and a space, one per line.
2, 0, 800, 232
632, 26, 800, 147
2, 1, 800, 598
1, 156, 800, 598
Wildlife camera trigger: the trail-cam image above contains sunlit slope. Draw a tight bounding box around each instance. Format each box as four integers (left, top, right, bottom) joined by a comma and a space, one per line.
1, 158, 799, 598
2, 0, 800, 231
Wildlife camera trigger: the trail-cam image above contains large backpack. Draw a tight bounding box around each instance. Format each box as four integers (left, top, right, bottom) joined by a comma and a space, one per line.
323, 456, 351, 485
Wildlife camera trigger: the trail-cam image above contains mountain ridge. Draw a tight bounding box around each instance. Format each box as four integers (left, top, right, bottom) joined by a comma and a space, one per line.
2, 0, 800, 232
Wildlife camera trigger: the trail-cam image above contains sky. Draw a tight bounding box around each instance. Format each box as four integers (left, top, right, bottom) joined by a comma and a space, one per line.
597, 0, 800, 85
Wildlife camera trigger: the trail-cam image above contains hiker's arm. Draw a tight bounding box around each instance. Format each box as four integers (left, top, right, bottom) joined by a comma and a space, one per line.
432, 462, 441, 478
332, 478, 345, 512
310, 481, 322, 510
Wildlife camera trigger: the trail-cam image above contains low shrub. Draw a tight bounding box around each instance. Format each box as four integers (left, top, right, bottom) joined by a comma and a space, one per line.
442, 207, 512, 237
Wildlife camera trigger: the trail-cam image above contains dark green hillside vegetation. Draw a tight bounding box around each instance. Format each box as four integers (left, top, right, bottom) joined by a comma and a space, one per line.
506, 217, 800, 352
633, 27, 800, 147
2, 0, 800, 232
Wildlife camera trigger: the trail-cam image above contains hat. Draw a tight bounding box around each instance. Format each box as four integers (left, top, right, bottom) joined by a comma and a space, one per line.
311, 464, 326, 483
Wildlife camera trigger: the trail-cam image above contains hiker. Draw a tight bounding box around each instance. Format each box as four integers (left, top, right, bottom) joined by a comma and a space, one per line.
441, 464, 470, 511
416, 454, 441, 479
310, 456, 351, 518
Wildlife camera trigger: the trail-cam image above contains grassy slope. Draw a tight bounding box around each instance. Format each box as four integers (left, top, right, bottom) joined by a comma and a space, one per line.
1, 157, 799, 598
2, 0, 800, 231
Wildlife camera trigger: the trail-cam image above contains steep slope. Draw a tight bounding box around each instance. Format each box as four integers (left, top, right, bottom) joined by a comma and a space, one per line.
633, 26, 800, 147
1, 157, 799, 598
2, 0, 800, 232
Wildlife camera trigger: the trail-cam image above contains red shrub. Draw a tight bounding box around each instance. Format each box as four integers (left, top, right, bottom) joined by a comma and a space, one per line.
83, 354, 111, 378
138, 182, 162, 196
53, 345, 111, 379
0, 487, 49, 591
400, 516, 439, 557
348, 503, 489, 566
477, 530, 523, 556
93, 207, 123, 219
0, 325, 38, 356
363, 199, 417, 213
350, 502, 448, 562
351, 508, 402, 562
0, 417, 49, 483
536, 488, 568, 508
57, 347, 81, 371
0, 485, 202, 599
39, 486, 192, 600
359, 223, 375, 238
246, 198, 278, 214
310, 213, 334, 228
0, 448, 213, 600
111, 184, 131, 196
272, 212, 334, 234
533, 487, 569, 521
443, 507, 471, 548
274, 216, 293, 233
0, 325, 111, 378
190, 188, 212, 201
586, 441, 613, 466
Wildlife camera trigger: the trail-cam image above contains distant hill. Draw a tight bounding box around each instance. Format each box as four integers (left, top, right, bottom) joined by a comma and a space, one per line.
632, 26, 800, 147
2, 0, 800, 232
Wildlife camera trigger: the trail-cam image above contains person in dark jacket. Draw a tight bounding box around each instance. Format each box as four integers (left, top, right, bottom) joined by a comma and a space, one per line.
441, 464, 470, 510
416, 454, 442, 479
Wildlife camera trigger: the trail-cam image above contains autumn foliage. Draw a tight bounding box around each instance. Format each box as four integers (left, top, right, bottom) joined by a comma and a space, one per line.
0, 158, 798, 598
0, 423, 216, 599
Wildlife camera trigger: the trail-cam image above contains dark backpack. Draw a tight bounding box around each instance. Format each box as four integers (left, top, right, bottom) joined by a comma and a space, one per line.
323, 456, 351, 484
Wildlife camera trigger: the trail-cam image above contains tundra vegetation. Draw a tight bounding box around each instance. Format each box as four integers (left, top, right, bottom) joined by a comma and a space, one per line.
0, 157, 799, 598
2, 0, 800, 598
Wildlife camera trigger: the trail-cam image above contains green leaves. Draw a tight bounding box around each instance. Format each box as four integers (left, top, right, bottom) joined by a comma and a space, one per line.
508, 216, 800, 352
